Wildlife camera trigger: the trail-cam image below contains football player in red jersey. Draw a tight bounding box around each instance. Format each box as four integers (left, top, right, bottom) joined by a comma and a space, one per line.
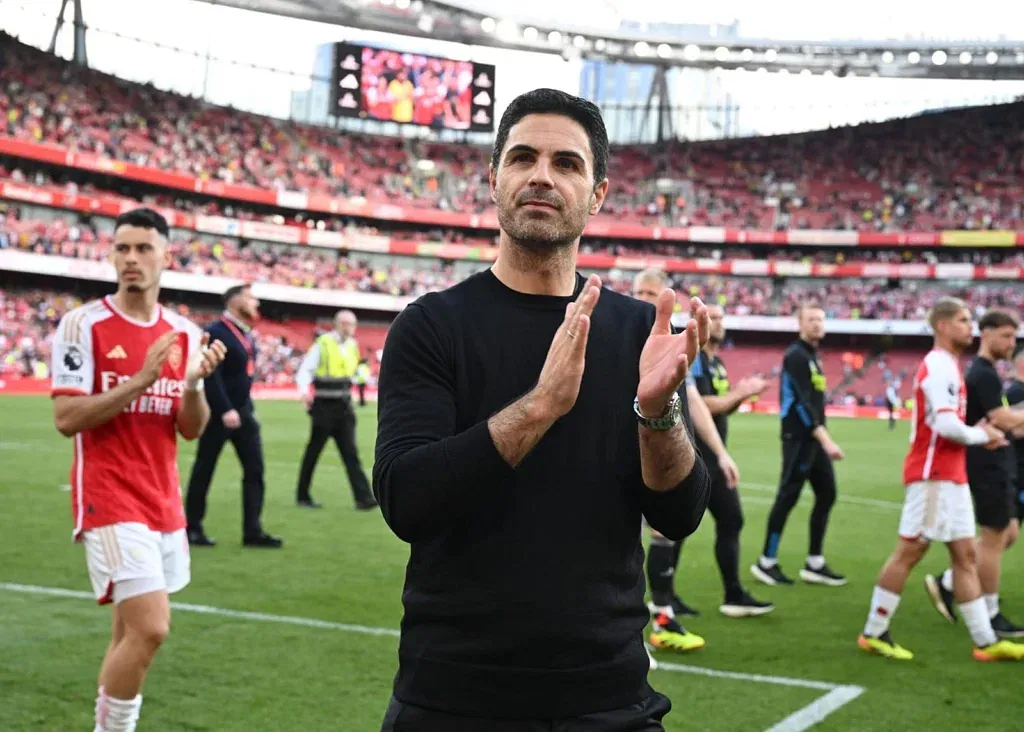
50, 207, 226, 732
857, 297, 1024, 663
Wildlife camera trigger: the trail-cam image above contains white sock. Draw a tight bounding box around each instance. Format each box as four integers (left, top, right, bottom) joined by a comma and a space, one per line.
984, 593, 999, 619
941, 568, 954, 593
863, 586, 901, 637
759, 556, 778, 568
960, 597, 998, 648
95, 690, 142, 732
651, 604, 675, 620
807, 555, 825, 571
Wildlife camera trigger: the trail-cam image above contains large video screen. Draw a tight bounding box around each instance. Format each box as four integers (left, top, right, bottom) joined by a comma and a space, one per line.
329, 43, 496, 132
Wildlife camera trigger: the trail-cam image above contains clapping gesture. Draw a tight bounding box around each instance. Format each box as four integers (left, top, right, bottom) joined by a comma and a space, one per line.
186, 332, 228, 385
637, 291, 710, 417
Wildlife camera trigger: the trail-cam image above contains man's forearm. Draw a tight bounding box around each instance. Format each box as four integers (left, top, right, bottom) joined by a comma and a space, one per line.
487, 390, 558, 467
176, 386, 210, 440
812, 425, 833, 445
639, 420, 698, 493
54, 376, 153, 437
702, 390, 748, 416
689, 386, 728, 457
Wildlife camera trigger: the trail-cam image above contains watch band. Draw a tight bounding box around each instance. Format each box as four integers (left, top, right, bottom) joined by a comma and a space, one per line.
634, 393, 682, 431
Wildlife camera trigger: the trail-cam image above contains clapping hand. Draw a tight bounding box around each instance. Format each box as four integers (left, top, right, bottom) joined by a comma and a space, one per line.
637, 292, 709, 417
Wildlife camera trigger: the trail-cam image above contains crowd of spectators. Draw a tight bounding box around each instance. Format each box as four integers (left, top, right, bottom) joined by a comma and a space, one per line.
3, 31, 1024, 233
5, 211, 1024, 319
0, 288, 308, 385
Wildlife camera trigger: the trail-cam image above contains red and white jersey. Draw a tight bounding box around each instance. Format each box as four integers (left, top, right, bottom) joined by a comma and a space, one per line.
903, 348, 969, 485
50, 296, 202, 540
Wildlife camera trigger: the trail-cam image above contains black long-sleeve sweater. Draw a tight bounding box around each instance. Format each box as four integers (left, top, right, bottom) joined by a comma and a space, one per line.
373, 269, 710, 720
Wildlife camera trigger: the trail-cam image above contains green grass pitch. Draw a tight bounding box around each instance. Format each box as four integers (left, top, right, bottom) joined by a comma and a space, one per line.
1, 396, 1022, 730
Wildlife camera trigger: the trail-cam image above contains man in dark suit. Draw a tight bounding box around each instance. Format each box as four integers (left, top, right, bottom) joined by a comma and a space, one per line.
184, 284, 283, 548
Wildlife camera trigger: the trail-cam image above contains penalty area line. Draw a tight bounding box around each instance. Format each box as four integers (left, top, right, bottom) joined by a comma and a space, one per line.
1, 582, 864, 731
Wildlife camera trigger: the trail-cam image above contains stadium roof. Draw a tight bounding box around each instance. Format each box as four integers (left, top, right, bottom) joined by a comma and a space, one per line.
195, 0, 1024, 80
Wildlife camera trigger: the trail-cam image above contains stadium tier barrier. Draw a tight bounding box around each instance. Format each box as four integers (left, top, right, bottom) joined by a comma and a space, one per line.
5, 249, 1024, 337
0, 376, 908, 420
2, 136, 1023, 248
5, 180, 1024, 282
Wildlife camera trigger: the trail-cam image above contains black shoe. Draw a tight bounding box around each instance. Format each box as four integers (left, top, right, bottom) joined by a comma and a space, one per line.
923, 573, 958, 624
355, 498, 379, 511
187, 527, 216, 547
670, 595, 700, 618
750, 560, 794, 586
720, 589, 775, 618
243, 532, 283, 548
296, 498, 324, 509
991, 612, 1024, 639
800, 561, 847, 587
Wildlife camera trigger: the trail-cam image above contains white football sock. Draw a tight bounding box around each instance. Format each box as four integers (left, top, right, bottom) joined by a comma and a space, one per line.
650, 604, 675, 620
941, 568, 953, 593
984, 593, 999, 619
95, 691, 142, 732
960, 597, 998, 648
759, 556, 778, 568
806, 555, 825, 571
863, 586, 900, 637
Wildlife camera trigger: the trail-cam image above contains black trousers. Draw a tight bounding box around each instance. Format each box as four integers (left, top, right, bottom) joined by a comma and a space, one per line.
380, 692, 671, 732
185, 411, 265, 537
357, 382, 367, 407
296, 397, 373, 504
763, 438, 837, 558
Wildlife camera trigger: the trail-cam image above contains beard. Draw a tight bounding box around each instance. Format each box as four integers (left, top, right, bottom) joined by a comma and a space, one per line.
125, 283, 144, 293
497, 188, 590, 253
709, 333, 724, 345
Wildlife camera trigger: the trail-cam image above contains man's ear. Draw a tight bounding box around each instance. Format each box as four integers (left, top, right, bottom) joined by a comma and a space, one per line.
589, 178, 609, 216
489, 163, 498, 205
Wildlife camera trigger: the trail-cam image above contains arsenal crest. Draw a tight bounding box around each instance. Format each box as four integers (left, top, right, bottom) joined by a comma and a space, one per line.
168, 342, 183, 370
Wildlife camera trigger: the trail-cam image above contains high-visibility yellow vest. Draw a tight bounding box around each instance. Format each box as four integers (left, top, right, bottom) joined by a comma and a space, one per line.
313, 334, 360, 398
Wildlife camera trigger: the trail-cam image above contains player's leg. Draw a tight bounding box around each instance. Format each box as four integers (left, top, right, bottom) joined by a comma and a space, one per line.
332, 403, 376, 508
646, 529, 678, 611
928, 478, 1023, 635
858, 535, 929, 660
184, 421, 229, 545
85, 523, 182, 731
751, 438, 808, 585
945, 538, 1024, 660
646, 526, 705, 653
296, 402, 331, 505
712, 482, 773, 617
800, 445, 846, 586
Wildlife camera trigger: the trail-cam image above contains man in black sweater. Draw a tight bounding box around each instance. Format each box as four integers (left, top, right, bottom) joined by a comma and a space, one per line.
373, 89, 711, 731
184, 284, 282, 548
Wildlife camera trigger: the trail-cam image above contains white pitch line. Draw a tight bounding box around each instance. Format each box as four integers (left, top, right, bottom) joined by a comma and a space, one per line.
764, 685, 865, 732
745, 482, 903, 511
0, 582, 399, 637
1, 581, 864, 731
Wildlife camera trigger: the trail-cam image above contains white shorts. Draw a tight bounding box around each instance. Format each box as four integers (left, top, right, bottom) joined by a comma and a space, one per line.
82, 522, 190, 605
898, 481, 976, 544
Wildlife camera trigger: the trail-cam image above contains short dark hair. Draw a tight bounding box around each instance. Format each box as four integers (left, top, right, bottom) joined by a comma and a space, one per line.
114, 207, 169, 237
979, 309, 1019, 331
223, 283, 250, 306
490, 88, 609, 187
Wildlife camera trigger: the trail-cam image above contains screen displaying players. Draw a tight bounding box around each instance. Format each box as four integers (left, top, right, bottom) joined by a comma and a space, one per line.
329, 42, 496, 132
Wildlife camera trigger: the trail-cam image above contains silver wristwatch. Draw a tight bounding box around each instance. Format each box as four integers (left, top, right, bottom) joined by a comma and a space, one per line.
633, 393, 682, 430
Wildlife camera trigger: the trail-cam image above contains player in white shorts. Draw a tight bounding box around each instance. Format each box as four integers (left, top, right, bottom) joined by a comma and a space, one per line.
50, 207, 226, 732
856, 297, 1024, 662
